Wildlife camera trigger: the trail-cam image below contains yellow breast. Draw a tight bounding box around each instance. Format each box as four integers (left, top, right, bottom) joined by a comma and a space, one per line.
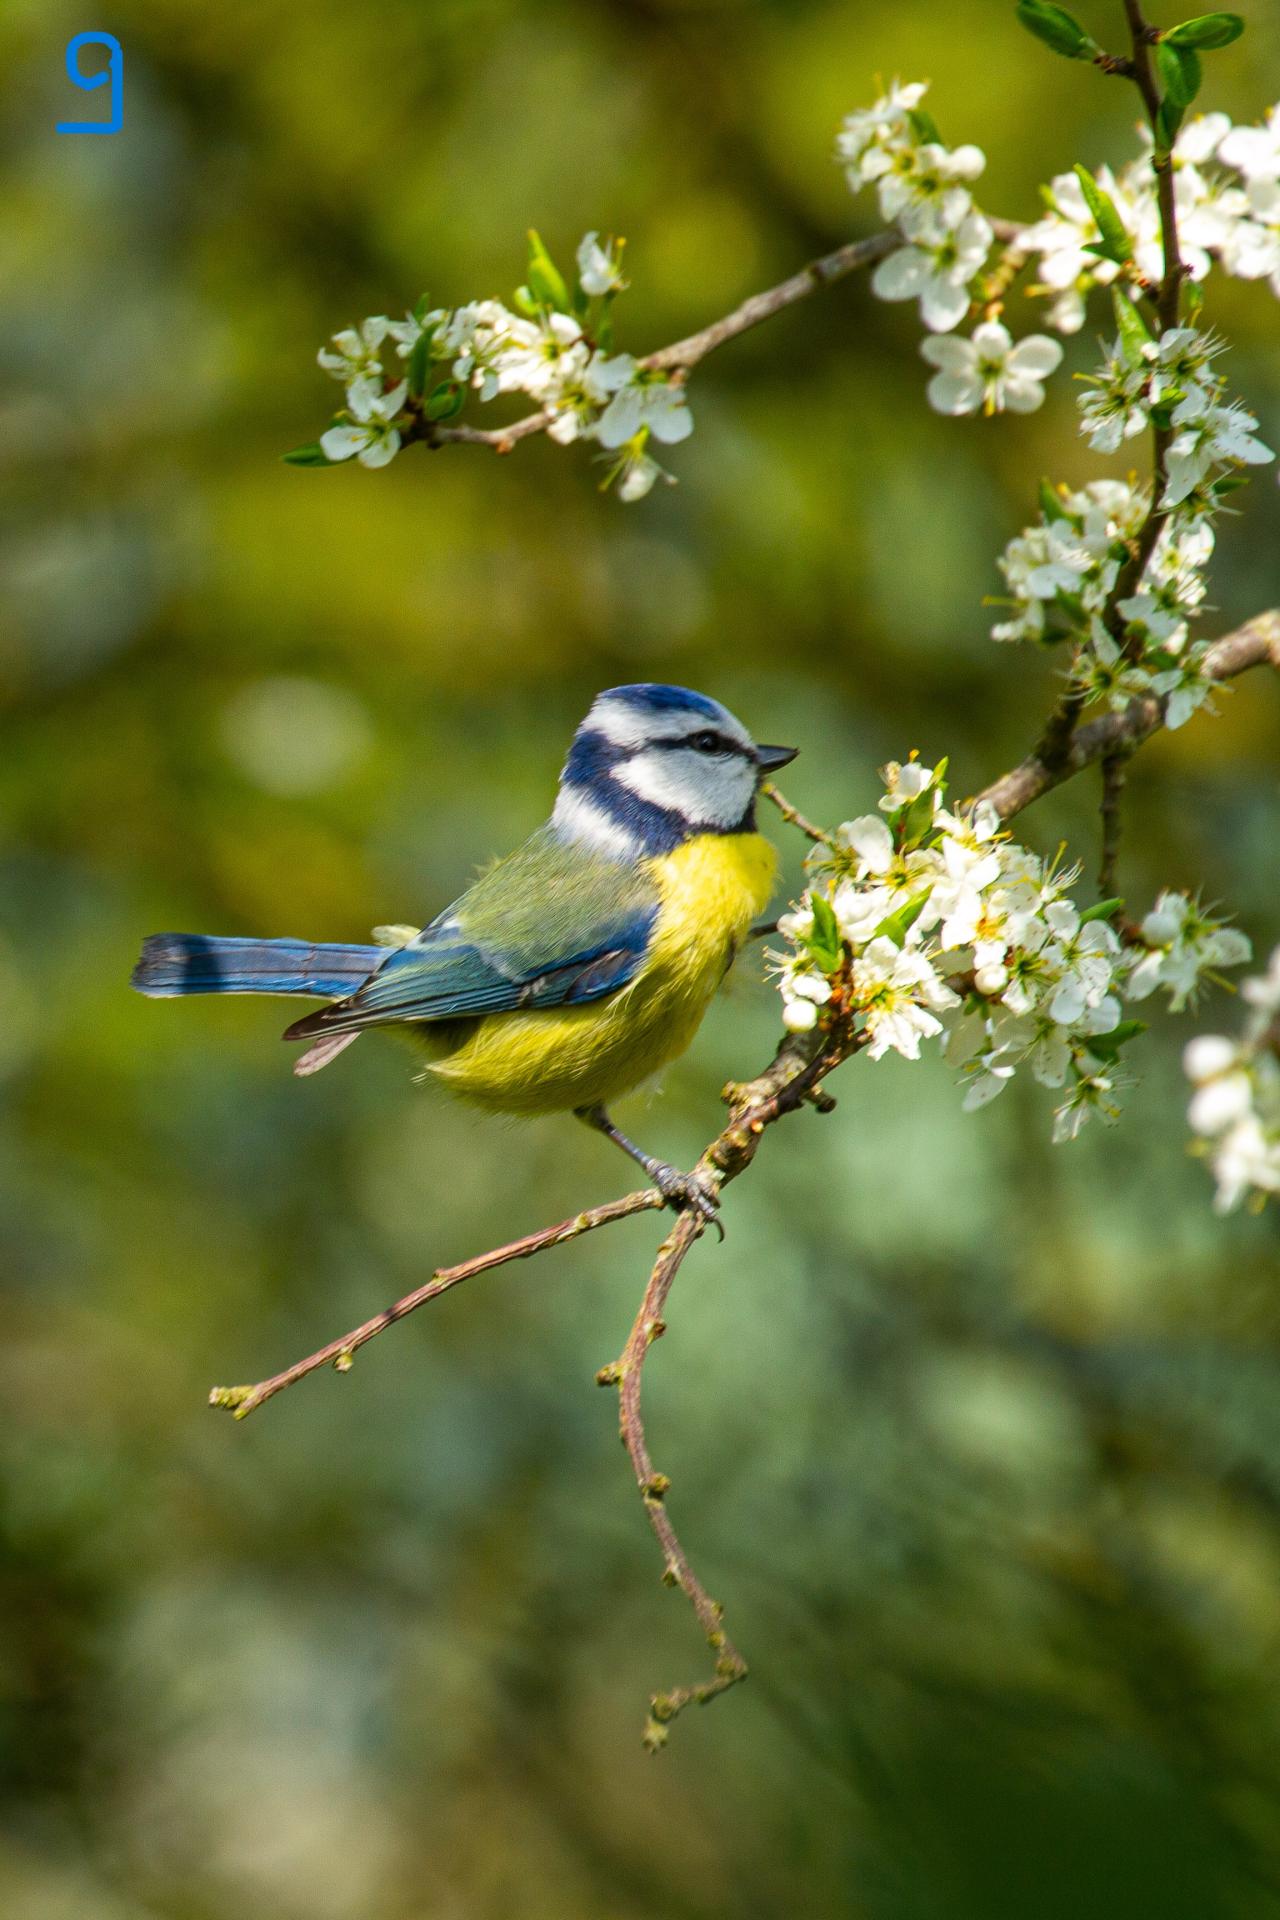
421, 831, 777, 1115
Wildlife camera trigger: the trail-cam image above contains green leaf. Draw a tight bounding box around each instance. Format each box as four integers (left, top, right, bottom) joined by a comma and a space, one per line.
407, 331, 432, 399
872, 888, 934, 949
281, 442, 333, 466
906, 107, 942, 144
424, 382, 465, 422
807, 893, 843, 972
1015, 0, 1096, 58
1086, 1019, 1148, 1060
526, 229, 571, 312
1080, 896, 1124, 923
1164, 12, 1245, 49
412, 290, 433, 322
1156, 38, 1202, 106
1039, 478, 1070, 521
1156, 96, 1186, 148
1073, 164, 1133, 264
1112, 286, 1155, 366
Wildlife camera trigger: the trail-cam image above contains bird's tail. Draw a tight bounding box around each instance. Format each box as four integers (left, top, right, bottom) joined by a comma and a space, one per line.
131, 933, 383, 1000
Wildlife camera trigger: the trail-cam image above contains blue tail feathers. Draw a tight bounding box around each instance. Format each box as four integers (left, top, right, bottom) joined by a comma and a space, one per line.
131, 934, 382, 999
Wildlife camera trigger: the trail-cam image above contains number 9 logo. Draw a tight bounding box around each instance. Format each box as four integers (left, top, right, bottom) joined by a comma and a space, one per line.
56, 32, 123, 135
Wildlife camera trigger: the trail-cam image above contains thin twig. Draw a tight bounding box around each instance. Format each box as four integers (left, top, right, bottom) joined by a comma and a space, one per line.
762, 780, 837, 847
209, 1188, 665, 1419
404, 221, 1022, 457
597, 983, 864, 1743
975, 609, 1280, 822
1098, 752, 1129, 896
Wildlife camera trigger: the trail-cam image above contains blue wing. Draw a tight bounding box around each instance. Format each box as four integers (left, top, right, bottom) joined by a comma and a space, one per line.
284, 828, 659, 1041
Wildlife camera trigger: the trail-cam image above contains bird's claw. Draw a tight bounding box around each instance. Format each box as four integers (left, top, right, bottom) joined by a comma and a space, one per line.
652, 1163, 724, 1239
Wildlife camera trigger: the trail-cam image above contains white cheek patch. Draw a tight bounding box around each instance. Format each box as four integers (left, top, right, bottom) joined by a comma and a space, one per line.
551, 786, 641, 859
615, 746, 755, 829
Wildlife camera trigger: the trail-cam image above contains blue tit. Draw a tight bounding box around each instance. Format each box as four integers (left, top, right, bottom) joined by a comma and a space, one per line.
132, 683, 797, 1218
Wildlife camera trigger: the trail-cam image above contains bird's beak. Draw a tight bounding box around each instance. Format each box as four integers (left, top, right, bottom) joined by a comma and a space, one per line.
755, 743, 799, 773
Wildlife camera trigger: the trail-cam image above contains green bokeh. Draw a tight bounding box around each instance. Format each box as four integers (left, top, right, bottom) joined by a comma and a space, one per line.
3, 3, 1280, 1916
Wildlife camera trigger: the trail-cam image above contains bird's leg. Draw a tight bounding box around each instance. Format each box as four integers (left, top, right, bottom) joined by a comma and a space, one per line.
575, 1105, 722, 1233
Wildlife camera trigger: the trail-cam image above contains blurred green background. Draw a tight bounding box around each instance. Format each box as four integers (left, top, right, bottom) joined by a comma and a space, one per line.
3, 1, 1280, 1915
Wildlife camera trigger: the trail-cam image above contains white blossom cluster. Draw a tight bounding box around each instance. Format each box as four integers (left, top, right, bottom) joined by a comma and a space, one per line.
837, 82, 1063, 415
1078, 325, 1272, 504
312, 233, 691, 500
1184, 947, 1280, 1212
1024, 108, 1280, 335
990, 322, 1273, 731
774, 759, 1250, 1143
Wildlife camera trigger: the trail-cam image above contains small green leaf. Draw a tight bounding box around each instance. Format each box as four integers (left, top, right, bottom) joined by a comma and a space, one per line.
1015, 0, 1096, 58
1156, 38, 1202, 107
425, 381, 465, 422
1164, 12, 1245, 50
412, 290, 433, 322
1080, 896, 1124, 923
1113, 286, 1155, 366
906, 107, 942, 144
897, 787, 938, 851
807, 893, 843, 972
526, 229, 571, 312
281, 442, 333, 466
1039, 478, 1070, 521
407, 331, 432, 398
1086, 1018, 1148, 1059
872, 888, 934, 949
1156, 96, 1186, 148
1073, 164, 1133, 264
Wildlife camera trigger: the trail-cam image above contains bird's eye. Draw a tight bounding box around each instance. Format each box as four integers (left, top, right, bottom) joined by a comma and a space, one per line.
689, 730, 724, 754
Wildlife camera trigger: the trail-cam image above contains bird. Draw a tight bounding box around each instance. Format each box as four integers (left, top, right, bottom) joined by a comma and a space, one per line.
131, 683, 797, 1220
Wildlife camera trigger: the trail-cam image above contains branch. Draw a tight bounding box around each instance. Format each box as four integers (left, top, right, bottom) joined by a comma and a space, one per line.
975, 610, 1280, 821
408, 222, 1022, 457
1098, 751, 1129, 896
1036, 3, 1184, 769
209, 1187, 666, 1419
761, 779, 836, 847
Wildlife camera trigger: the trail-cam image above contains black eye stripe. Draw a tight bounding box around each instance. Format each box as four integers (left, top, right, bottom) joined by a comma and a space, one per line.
649, 730, 745, 756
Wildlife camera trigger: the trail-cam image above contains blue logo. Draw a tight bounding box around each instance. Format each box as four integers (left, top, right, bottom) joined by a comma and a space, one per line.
56, 32, 123, 134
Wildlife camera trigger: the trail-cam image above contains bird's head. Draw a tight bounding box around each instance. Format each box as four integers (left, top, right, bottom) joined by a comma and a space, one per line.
553, 684, 798, 858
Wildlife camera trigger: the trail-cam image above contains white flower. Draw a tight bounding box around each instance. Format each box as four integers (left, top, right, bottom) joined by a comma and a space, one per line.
489, 311, 589, 402
1163, 397, 1274, 505
385, 308, 445, 359
871, 210, 992, 332
614, 449, 669, 502
545, 351, 633, 444
319, 380, 408, 469
318, 315, 391, 387
877, 759, 934, 813
836, 81, 929, 186
1126, 893, 1251, 1010
1078, 344, 1151, 452
836, 814, 895, 874
1243, 948, 1280, 1016
864, 138, 986, 231
850, 936, 959, 1061
1052, 1068, 1121, 1142
921, 322, 1063, 416
1219, 106, 1280, 182
576, 231, 627, 297
595, 375, 693, 449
